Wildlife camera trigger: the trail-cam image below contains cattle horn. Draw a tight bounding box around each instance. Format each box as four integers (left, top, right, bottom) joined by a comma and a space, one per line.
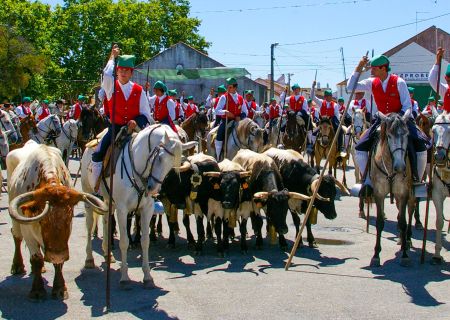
310, 179, 332, 201
203, 171, 221, 177
253, 192, 269, 199
80, 192, 109, 213
9, 192, 51, 224
288, 192, 311, 201
239, 171, 251, 178
334, 179, 350, 196
174, 161, 191, 172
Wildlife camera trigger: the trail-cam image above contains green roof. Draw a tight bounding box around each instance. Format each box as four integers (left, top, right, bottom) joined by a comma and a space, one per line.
136, 67, 250, 81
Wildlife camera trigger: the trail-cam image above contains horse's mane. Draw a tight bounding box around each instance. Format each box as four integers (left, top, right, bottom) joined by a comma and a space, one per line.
380, 113, 407, 143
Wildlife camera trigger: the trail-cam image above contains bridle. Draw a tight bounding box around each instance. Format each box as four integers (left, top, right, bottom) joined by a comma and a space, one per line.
231, 120, 259, 149
36, 115, 61, 142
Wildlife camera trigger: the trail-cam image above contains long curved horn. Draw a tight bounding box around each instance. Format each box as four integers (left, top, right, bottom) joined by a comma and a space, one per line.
334, 179, 350, 196
288, 192, 311, 201
203, 171, 221, 178
239, 171, 251, 178
80, 192, 108, 214
174, 161, 191, 172
310, 179, 332, 202
253, 191, 269, 199
9, 192, 51, 224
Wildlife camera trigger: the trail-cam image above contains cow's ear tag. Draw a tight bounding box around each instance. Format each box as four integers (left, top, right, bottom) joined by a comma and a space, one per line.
242, 182, 249, 189
213, 183, 220, 190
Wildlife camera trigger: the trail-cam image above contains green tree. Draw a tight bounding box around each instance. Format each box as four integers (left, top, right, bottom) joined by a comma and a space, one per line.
0, 26, 47, 99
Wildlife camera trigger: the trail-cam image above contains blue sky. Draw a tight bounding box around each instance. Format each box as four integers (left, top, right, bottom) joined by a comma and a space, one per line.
42, 0, 449, 89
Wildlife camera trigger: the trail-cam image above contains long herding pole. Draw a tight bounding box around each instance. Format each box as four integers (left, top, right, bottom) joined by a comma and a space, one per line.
285, 51, 369, 271
421, 46, 442, 263
366, 48, 374, 233
223, 90, 230, 159
106, 43, 119, 312
276, 92, 287, 146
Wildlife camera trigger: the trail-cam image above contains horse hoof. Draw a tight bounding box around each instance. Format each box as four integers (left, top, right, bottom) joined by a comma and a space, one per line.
431, 257, 442, 265
400, 257, 411, 267
415, 222, 424, 230
359, 211, 366, 219
120, 280, 132, 291
308, 241, 318, 248
84, 259, 95, 269
51, 287, 68, 300
10, 263, 26, 275
370, 257, 381, 267
143, 279, 156, 290
28, 288, 47, 301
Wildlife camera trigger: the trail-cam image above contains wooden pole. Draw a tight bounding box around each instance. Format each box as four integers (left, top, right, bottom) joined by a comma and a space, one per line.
106, 43, 119, 312
285, 51, 369, 271
366, 49, 374, 233
302, 70, 317, 156
223, 91, 229, 159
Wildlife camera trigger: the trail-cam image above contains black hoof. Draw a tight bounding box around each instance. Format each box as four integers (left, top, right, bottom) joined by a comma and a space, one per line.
11, 264, 26, 275
51, 288, 68, 300
28, 288, 47, 301
308, 241, 318, 248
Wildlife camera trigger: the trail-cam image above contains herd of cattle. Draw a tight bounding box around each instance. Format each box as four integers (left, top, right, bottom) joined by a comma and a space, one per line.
3, 109, 449, 301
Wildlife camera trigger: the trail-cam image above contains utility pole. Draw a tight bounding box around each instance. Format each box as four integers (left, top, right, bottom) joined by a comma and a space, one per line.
340, 47, 348, 94
287, 73, 294, 95
270, 43, 279, 100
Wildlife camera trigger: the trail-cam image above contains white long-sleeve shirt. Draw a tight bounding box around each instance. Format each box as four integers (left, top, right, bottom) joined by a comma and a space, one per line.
102, 59, 152, 124
205, 94, 213, 108
243, 99, 260, 116
429, 64, 449, 96
310, 87, 340, 118
215, 93, 248, 116
15, 105, 29, 119
279, 91, 309, 112
347, 71, 411, 114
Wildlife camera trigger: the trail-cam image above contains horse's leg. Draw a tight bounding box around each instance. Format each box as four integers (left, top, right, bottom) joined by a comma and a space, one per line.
432, 191, 445, 264
116, 208, 131, 288
166, 213, 176, 248
342, 161, 347, 188
157, 214, 163, 236
150, 215, 157, 242
358, 197, 366, 219
84, 205, 96, 268
398, 198, 410, 266
414, 200, 423, 230
370, 198, 385, 267
139, 208, 155, 289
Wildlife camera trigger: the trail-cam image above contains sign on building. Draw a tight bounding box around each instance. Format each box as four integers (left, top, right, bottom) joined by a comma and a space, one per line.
398, 72, 429, 82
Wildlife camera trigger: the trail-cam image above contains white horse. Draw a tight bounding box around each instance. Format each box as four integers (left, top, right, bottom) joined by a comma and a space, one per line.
266, 116, 287, 147
252, 111, 266, 129
48, 119, 78, 166
347, 109, 368, 183
81, 124, 196, 288
0, 110, 20, 145
430, 113, 450, 264
32, 114, 62, 144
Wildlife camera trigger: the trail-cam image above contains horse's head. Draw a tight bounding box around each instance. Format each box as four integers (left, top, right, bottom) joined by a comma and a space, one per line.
22, 114, 38, 134
78, 107, 95, 142
195, 110, 208, 135
48, 114, 62, 137
432, 114, 450, 167
0, 110, 19, 144
245, 119, 265, 152
379, 111, 409, 174
352, 109, 366, 138
318, 117, 333, 146
252, 111, 266, 128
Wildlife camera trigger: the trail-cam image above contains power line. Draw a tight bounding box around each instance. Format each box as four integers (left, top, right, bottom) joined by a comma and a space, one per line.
191, 0, 374, 14
278, 12, 450, 46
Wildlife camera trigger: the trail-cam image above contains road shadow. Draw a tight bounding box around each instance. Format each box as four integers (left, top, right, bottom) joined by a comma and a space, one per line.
363, 248, 450, 307
75, 266, 175, 319
0, 274, 68, 320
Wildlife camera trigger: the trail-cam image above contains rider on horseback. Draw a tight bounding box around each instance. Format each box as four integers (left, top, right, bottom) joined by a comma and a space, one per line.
148, 80, 177, 132
348, 54, 430, 196
214, 77, 247, 160
310, 85, 346, 158
90, 45, 152, 192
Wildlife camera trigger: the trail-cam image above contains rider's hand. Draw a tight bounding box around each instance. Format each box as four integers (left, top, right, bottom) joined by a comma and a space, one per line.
356, 56, 369, 73
436, 47, 445, 64
110, 44, 120, 59
224, 110, 234, 118
312, 80, 316, 88
127, 120, 137, 130
145, 81, 150, 90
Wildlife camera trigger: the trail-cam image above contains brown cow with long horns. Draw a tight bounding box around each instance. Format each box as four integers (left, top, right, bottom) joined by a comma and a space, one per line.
7, 140, 107, 300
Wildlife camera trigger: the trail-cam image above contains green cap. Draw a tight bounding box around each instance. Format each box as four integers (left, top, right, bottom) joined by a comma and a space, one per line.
217, 85, 226, 93
324, 90, 332, 96
428, 96, 436, 102
153, 80, 167, 93
226, 77, 237, 86
270, 97, 276, 102
370, 55, 390, 71
78, 95, 86, 101
407, 87, 415, 93
168, 89, 177, 96
438, 99, 443, 105
283, 104, 289, 109
446, 64, 450, 77
307, 99, 312, 104
117, 55, 136, 69
42, 99, 49, 104
338, 97, 344, 103
291, 83, 300, 90
22, 97, 31, 103
187, 96, 194, 100
244, 89, 254, 95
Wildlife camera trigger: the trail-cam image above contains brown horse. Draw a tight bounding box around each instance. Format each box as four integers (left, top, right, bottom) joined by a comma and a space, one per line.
181, 111, 208, 153
282, 110, 306, 153
8, 115, 37, 151
312, 117, 337, 176
77, 107, 108, 152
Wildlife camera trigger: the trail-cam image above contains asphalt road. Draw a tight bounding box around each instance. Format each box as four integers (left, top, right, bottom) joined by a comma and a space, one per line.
0, 157, 449, 320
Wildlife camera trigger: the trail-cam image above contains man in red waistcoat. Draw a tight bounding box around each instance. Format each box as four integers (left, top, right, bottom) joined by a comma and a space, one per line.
90, 46, 152, 191
168, 89, 183, 122
212, 85, 227, 127
35, 99, 51, 121
408, 87, 419, 118
214, 77, 247, 160
183, 96, 198, 119
243, 90, 258, 119
311, 84, 346, 157
348, 54, 430, 196
150, 81, 177, 132
15, 97, 33, 120
429, 47, 450, 114
69, 95, 86, 120
421, 96, 437, 116
268, 97, 281, 128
